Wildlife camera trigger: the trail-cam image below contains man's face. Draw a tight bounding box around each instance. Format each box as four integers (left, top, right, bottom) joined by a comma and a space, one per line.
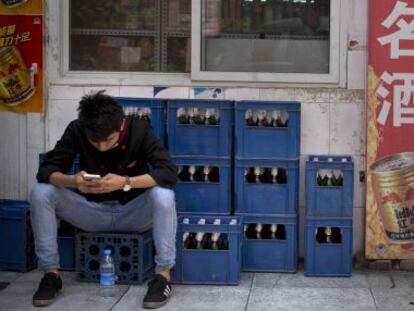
88, 131, 120, 152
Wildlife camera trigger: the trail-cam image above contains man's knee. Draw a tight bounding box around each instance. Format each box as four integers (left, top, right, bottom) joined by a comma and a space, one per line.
147, 186, 175, 212
29, 183, 58, 206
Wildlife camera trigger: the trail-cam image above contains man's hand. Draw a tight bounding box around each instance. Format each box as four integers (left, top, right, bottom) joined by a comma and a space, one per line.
100, 173, 126, 193
75, 171, 103, 194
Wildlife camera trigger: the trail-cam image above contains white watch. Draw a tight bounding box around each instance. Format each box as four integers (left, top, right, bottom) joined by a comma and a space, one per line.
123, 176, 132, 192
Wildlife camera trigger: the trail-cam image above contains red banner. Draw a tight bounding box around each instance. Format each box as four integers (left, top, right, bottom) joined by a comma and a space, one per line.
367, 0, 414, 259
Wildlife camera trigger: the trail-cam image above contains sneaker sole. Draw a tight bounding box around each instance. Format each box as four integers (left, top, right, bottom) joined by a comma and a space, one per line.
143, 294, 171, 309
32, 289, 61, 307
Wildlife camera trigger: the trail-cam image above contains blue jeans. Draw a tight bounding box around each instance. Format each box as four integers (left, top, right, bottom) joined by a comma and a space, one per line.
29, 183, 177, 273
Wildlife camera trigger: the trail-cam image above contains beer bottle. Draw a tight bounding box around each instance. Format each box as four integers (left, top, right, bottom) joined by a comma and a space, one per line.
276, 168, 287, 184
321, 173, 329, 186
137, 108, 143, 119
257, 110, 268, 127
276, 224, 286, 240
325, 227, 332, 243
271, 168, 279, 184
245, 167, 256, 183
261, 224, 271, 239
259, 168, 271, 183
217, 233, 229, 250
177, 108, 189, 124
245, 224, 257, 239
330, 170, 338, 186
188, 108, 196, 125
255, 223, 263, 239
208, 166, 220, 182
177, 166, 187, 182
280, 111, 289, 127
193, 166, 204, 182
196, 218, 206, 249
208, 109, 219, 125
142, 108, 151, 122
317, 172, 323, 186
201, 233, 213, 249
211, 219, 221, 250
188, 165, 196, 182
245, 109, 255, 126
193, 108, 205, 125
270, 224, 277, 239
331, 228, 342, 243
203, 166, 210, 182
185, 233, 198, 249
254, 167, 262, 183
337, 173, 344, 186
315, 227, 326, 243
326, 172, 333, 186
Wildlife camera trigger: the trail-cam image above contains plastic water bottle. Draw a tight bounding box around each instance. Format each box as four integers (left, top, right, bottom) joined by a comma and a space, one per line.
100, 249, 115, 299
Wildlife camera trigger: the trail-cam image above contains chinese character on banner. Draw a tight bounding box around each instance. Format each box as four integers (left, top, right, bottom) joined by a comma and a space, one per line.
367, 0, 414, 261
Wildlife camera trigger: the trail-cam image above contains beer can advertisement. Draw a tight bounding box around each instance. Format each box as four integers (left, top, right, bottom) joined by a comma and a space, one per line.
367, 0, 414, 259
0, 0, 42, 14
0, 15, 43, 112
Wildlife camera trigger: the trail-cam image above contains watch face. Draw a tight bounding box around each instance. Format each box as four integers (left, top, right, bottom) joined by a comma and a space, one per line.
123, 184, 132, 192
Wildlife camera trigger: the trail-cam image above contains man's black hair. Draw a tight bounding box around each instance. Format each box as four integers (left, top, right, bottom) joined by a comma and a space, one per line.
77, 90, 124, 142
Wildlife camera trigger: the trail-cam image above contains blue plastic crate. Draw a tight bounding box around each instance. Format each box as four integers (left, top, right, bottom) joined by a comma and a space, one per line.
173, 157, 231, 215
306, 155, 354, 217
304, 217, 352, 277
38, 153, 80, 175
0, 200, 37, 272
117, 97, 165, 145
173, 215, 242, 285
167, 99, 234, 157
76, 230, 154, 284
58, 236, 75, 271
235, 101, 300, 158
234, 158, 299, 215
241, 214, 298, 272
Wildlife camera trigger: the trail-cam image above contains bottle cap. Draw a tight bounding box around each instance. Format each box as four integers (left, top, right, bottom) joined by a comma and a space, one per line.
104, 249, 111, 255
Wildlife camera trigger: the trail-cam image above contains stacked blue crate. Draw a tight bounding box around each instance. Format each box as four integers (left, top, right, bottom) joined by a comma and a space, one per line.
174, 215, 242, 284
167, 99, 241, 284
304, 155, 354, 277
0, 200, 36, 272
234, 101, 301, 272
167, 99, 234, 215
117, 97, 165, 146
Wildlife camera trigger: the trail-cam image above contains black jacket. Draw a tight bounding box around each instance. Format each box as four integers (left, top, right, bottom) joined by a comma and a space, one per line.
37, 118, 177, 204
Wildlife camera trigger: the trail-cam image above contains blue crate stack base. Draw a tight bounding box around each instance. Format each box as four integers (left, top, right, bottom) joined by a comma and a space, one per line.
234, 101, 301, 273
173, 215, 242, 285
242, 214, 298, 272
76, 230, 154, 284
304, 155, 354, 277
117, 97, 165, 146
0, 200, 36, 272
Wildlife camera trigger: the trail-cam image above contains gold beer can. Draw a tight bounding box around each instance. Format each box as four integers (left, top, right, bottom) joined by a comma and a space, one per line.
1, 0, 28, 8
370, 152, 414, 243
0, 45, 35, 107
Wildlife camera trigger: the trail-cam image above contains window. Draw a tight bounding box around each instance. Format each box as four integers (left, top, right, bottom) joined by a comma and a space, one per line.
69, 0, 191, 73
192, 0, 341, 83
64, 0, 342, 84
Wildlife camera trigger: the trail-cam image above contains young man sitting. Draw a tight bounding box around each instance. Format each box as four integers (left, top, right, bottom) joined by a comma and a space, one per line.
30, 90, 177, 309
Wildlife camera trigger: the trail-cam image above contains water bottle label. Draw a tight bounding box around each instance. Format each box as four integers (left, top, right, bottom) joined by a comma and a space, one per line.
100, 273, 115, 286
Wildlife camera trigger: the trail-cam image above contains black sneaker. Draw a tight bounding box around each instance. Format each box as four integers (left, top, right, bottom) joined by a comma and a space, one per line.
143, 274, 172, 309
32, 272, 62, 307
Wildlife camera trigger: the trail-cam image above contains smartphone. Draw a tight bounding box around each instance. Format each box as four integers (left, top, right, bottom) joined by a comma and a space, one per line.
82, 173, 101, 181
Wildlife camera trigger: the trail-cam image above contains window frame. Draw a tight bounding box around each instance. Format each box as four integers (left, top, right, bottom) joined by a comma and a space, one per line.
191, 0, 342, 84
55, 0, 346, 86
